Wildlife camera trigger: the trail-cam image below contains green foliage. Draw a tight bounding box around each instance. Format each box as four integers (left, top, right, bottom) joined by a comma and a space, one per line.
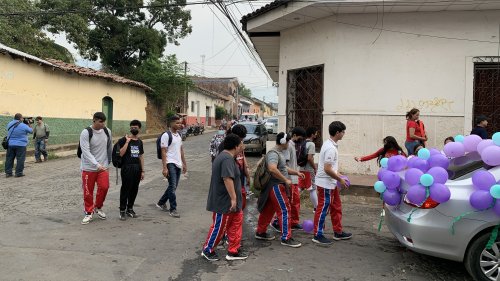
238, 83, 252, 98
132, 55, 191, 111
165, 110, 176, 119
215, 106, 226, 120
37, 0, 192, 76
0, 0, 74, 62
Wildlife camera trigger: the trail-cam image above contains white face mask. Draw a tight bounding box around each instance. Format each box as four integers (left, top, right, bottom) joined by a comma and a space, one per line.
217, 130, 225, 135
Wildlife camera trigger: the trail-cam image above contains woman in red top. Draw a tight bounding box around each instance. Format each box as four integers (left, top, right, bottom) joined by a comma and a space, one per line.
355, 136, 406, 166
405, 108, 427, 156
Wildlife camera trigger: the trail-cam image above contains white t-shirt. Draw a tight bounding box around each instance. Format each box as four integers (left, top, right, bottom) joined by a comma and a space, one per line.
315, 138, 339, 189
160, 130, 183, 168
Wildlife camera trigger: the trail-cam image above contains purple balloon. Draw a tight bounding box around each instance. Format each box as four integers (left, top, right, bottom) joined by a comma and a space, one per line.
413, 158, 430, 173
383, 189, 401, 206
407, 184, 427, 205
472, 170, 496, 190
463, 135, 482, 152
478, 139, 494, 154
338, 175, 351, 188
302, 219, 314, 233
470, 190, 494, 210
405, 168, 424, 186
388, 155, 407, 172
493, 200, 500, 216
429, 183, 451, 203
382, 171, 401, 190
407, 156, 419, 168
429, 148, 441, 156
481, 146, 500, 166
443, 142, 465, 158
428, 154, 450, 169
377, 168, 388, 181
427, 167, 448, 184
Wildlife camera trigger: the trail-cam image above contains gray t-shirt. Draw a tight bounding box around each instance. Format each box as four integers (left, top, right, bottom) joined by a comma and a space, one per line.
284, 140, 298, 184
206, 151, 242, 214
303, 141, 316, 173
266, 146, 288, 183
80, 127, 112, 172
33, 123, 49, 139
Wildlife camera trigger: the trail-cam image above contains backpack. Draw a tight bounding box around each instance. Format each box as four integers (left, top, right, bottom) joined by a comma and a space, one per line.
156, 131, 173, 159
111, 139, 123, 168
77, 127, 110, 158
296, 140, 310, 167
253, 149, 278, 191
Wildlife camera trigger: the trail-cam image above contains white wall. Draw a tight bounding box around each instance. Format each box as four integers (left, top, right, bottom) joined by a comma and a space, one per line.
187, 90, 218, 122
277, 10, 500, 174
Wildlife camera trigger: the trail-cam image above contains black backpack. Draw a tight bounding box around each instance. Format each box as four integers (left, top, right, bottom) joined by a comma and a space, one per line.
156, 131, 173, 159
111, 139, 123, 168
77, 127, 110, 158
296, 140, 310, 167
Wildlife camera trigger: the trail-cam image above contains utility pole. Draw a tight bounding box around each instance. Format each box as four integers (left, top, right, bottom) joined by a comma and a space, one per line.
201, 55, 205, 76
184, 61, 188, 113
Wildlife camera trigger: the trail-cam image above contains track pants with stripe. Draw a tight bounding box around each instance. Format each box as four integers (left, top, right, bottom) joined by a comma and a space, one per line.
202, 211, 243, 254
313, 186, 343, 236
82, 170, 109, 214
272, 183, 300, 227
257, 184, 292, 241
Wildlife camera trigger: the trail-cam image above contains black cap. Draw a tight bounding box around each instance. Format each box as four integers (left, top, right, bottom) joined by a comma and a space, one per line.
475, 115, 488, 125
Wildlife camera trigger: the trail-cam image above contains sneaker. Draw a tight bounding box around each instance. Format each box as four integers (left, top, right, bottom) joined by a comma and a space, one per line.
5, 174, 13, 178
169, 210, 180, 218
126, 209, 137, 218
35, 159, 42, 163
269, 220, 281, 232
312, 235, 333, 245
14, 174, 25, 177
156, 203, 168, 211
226, 249, 248, 261
247, 191, 254, 196
333, 231, 353, 241
255, 232, 275, 241
94, 208, 106, 220
291, 224, 303, 231
281, 238, 302, 248
81, 213, 93, 224
119, 211, 127, 221
201, 250, 220, 261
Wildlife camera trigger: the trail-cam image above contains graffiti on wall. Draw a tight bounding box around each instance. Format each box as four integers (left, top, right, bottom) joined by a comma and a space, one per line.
396, 97, 455, 113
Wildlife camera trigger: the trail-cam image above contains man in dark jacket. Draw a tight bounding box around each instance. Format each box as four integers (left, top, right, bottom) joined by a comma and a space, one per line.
471, 115, 488, 139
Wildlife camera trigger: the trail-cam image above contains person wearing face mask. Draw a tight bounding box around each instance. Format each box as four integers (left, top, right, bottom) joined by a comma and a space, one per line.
117, 120, 145, 220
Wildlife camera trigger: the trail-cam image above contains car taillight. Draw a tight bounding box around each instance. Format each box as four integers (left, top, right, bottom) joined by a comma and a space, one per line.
404, 196, 440, 209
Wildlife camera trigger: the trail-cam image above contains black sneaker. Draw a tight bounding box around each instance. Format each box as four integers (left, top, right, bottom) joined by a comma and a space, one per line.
156, 203, 168, 211
255, 232, 275, 241
5, 174, 13, 178
201, 250, 220, 261
119, 211, 126, 221
126, 209, 137, 218
281, 238, 302, 248
14, 174, 25, 177
291, 224, 303, 231
333, 231, 353, 241
269, 220, 281, 232
226, 249, 248, 261
312, 235, 332, 245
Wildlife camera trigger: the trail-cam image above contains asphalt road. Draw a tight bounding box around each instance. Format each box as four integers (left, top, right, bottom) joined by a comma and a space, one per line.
0, 132, 472, 281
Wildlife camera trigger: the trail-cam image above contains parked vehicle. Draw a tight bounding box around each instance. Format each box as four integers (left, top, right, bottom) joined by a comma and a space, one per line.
240, 112, 259, 122
265, 117, 278, 134
186, 126, 194, 137
384, 152, 500, 281
240, 122, 268, 154
193, 125, 201, 136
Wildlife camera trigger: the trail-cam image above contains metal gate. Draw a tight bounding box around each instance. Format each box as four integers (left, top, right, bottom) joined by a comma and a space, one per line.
473, 59, 500, 137
287, 65, 324, 149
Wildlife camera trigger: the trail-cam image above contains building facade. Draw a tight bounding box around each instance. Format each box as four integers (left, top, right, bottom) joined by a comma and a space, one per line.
186, 87, 230, 126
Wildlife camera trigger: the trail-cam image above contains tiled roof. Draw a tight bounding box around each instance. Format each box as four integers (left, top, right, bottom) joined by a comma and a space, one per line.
194, 86, 231, 101
0, 42, 54, 67
240, 0, 291, 26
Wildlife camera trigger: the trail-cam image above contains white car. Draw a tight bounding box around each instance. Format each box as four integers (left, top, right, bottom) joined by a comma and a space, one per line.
265, 117, 278, 134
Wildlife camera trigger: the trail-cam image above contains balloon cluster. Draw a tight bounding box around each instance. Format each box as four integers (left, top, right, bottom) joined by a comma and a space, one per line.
374, 155, 407, 206
469, 170, 500, 215
443, 133, 500, 165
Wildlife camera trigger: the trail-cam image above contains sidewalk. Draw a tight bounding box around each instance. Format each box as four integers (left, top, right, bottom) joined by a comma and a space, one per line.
342, 173, 378, 198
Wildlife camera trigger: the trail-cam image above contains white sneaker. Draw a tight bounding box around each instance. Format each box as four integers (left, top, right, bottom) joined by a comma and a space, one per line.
81, 214, 93, 224
94, 208, 106, 220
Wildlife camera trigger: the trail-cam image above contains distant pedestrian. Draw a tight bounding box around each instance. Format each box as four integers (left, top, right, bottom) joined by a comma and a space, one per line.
118, 120, 144, 221
4, 113, 33, 178
313, 121, 352, 245
299, 127, 319, 210
354, 136, 406, 165
33, 116, 50, 163
79, 112, 112, 225
201, 133, 248, 261
444, 136, 454, 145
255, 132, 303, 248
470, 115, 488, 139
405, 108, 427, 155
156, 115, 187, 218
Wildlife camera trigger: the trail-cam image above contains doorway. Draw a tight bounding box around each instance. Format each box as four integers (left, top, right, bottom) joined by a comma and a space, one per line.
206, 106, 211, 126
473, 62, 500, 137
102, 97, 113, 130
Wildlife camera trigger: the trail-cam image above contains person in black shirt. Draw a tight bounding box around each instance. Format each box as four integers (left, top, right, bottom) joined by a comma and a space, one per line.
471, 115, 488, 139
118, 120, 145, 220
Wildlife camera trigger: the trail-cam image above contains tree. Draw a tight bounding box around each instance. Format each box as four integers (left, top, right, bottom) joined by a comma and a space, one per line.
37, 0, 192, 77
0, 0, 74, 62
132, 55, 191, 112
215, 105, 226, 120
238, 83, 252, 98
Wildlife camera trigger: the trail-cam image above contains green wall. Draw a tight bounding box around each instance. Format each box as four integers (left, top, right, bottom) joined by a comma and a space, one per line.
0, 115, 146, 152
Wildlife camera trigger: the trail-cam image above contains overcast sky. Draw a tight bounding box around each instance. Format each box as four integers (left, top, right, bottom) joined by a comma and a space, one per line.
61, 2, 278, 103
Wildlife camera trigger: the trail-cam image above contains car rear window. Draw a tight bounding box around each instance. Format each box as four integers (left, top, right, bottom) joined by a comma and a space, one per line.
447, 152, 492, 180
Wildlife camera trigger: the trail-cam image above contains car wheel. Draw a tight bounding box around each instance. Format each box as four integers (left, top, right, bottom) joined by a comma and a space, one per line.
465, 231, 500, 281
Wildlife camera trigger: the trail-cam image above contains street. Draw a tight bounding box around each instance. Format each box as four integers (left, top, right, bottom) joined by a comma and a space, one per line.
0, 132, 472, 281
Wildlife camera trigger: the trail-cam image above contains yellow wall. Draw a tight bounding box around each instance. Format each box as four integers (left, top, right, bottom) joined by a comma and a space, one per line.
0, 55, 147, 121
